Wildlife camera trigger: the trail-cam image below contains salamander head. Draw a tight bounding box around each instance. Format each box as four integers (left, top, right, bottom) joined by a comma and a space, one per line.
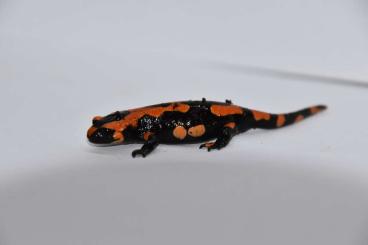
87, 111, 129, 145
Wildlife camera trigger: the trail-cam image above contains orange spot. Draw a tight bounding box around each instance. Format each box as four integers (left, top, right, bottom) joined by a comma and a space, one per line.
204, 142, 215, 148
143, 132, 153, 141
252, 110, 271, 121
188, 124, 206, 137
173, 126, 187, 140
103, 121, 125, 132
276, 115, 286, 127
224, 122, 236, 129
295, 115, 304, 122
129, 106, 169, 120
113, 131, 124, 142
173, 103, 190, 113
210, 105, 243, 117
87, 127, 97, 137
310, 107, 321, 114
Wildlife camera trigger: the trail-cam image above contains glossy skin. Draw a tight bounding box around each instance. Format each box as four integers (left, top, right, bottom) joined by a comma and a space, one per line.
87, 98, 327, 157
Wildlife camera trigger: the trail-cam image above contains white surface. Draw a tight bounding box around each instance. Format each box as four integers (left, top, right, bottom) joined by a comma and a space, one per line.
1, 0, 368, 244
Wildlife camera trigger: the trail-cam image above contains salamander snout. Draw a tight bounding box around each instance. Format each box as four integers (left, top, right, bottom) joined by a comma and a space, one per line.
87, 113, 126, 144
87, 127, 116, 144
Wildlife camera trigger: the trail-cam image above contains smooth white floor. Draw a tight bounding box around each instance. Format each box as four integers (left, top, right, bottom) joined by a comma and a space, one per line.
1, 1, 368, 244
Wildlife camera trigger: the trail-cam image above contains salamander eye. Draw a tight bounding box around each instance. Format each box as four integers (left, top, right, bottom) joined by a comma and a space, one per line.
92, 116, 103, 126
114, 111, 122, 121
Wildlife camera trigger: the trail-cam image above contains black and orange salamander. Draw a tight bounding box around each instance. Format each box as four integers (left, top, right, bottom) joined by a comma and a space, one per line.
87, 98, 327, 158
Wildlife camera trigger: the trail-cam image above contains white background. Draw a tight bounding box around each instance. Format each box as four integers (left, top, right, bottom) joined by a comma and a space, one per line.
1, 0, 368, 244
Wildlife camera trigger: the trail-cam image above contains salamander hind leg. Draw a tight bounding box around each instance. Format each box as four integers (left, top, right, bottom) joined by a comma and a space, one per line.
199, 125, 236, 152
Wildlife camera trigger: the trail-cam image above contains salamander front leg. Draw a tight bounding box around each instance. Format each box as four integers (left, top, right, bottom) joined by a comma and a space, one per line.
132, 136, 159, 158
199, 127, 235, 151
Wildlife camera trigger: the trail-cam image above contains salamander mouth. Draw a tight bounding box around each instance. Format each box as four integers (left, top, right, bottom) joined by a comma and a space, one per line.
88, 127, 115, 144
87, 140, 123, 147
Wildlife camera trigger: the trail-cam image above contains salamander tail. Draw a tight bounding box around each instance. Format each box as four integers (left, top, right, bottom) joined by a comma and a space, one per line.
252, 105, 327, 129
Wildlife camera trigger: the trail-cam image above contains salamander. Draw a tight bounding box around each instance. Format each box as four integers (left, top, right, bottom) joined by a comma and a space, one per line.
87, 99, 327, 158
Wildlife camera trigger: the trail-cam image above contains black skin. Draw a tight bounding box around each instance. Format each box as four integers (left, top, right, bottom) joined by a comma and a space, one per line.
87, 99, 327, 158
130, 99, 244, 157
